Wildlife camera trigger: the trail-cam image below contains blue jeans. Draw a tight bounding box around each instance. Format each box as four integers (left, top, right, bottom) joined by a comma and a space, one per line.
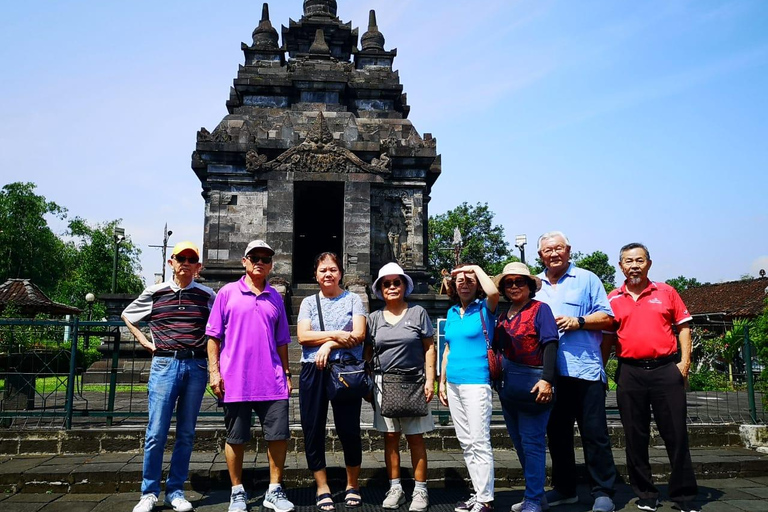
500, 361, 551, 505
142, 356, 208, 498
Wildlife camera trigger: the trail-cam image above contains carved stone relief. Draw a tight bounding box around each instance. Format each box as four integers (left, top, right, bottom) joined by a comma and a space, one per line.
372, 190, 414, 267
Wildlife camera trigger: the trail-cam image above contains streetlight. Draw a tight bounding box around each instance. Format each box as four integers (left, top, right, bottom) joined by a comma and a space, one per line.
515, 234, 527, 265
452, 227, 463, 267
84, 292, 95, 349
85, 293, 95, 321
149, 223, 173, 282
111, 227, 125, 293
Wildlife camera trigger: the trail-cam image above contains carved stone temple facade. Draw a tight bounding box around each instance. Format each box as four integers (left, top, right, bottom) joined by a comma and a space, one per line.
192, 0, 441, 292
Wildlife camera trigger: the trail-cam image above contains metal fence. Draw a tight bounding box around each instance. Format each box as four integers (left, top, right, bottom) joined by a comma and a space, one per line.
0, 317, 765, 429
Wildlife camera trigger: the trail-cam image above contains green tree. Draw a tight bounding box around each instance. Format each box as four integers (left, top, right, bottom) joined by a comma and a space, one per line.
54, 217, 145, 313
0, 182, 68, 294
574, 250, 615, 292
428, 202, 516, 287
665, 275, 704, 292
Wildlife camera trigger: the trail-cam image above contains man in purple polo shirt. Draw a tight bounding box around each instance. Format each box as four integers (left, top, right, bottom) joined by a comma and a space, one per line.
206, 240, 294, 512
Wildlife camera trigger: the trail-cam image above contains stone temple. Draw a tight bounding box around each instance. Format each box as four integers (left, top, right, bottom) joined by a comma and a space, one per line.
192, 0, 440, 292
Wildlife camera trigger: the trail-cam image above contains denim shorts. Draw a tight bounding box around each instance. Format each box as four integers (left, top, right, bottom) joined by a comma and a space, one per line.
223, 399, 290, 444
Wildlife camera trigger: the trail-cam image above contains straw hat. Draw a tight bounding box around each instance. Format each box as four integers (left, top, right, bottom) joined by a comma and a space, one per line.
492, 261, 542, 291
372, 262, 414, 300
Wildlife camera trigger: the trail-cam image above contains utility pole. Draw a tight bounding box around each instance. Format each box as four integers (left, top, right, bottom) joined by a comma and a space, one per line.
111, 227, 125, 293
149, 223, 173, 282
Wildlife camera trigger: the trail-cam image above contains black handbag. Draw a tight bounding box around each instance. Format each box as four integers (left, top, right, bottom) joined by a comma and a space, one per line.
316, 294, 373, 401
372, 323, 428, 418
379, 370, 428, 418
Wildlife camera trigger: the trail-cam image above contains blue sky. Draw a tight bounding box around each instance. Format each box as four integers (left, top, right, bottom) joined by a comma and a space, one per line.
1, 0, 766, 286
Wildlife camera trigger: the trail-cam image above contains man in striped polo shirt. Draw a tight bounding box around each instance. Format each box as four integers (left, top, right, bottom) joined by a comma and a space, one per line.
122, 241, 216, 512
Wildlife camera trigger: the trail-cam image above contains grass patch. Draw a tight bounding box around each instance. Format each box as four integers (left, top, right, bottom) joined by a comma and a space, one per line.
0, 376, 148, 394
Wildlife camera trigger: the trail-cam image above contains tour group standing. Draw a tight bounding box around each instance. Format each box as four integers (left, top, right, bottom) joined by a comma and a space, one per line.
124, 234, 700, 512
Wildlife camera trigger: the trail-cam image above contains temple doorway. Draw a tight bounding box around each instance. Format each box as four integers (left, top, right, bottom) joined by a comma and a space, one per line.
293, 181, 345, 283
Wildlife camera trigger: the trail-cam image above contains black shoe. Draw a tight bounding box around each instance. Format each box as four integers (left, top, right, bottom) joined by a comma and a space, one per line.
636, 498, 659, 512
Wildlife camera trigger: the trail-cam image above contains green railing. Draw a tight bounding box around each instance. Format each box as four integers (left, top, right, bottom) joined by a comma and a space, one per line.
1, 317, 765, 429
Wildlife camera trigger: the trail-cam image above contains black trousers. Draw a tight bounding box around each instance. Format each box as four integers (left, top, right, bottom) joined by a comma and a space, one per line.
299, 362, 363, 472
616, 361, 698, 503
547, 376, 617, 497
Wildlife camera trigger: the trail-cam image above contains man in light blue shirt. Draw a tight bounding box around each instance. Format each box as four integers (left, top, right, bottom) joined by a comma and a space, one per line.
535, 231, 618, 512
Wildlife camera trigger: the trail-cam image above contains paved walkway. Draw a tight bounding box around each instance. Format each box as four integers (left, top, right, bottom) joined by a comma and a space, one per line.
1, 447, 767, 511
0, 478, 767, 512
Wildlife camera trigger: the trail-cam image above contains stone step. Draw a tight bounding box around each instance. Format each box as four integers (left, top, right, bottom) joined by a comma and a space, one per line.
0, 425, 749, 457
1, 445, 765, 494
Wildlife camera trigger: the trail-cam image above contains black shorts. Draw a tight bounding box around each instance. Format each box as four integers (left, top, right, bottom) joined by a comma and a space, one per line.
223, 399, 290, 444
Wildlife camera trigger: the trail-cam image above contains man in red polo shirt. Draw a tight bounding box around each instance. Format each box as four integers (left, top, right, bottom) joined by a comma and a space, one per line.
606, 243, 698, 512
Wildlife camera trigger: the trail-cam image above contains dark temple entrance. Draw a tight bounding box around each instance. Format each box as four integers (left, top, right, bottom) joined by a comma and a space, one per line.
293, 182, 345, 282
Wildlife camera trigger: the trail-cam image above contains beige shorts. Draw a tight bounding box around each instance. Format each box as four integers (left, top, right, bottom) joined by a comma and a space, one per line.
372, 374, 435, 435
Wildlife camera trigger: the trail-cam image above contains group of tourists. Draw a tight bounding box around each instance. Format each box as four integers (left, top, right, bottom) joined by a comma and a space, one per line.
122, 230, 700, 512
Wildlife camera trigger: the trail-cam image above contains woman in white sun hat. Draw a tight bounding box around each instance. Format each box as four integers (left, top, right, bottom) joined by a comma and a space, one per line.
365, 262, 436, 512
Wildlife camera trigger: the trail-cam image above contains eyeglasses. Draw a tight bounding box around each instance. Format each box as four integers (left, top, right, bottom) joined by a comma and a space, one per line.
540, 245, 567, 256
382, 279, 403, 289
246, 254, 273, 264
503, 277, 529, 288
173, 255, 199, 264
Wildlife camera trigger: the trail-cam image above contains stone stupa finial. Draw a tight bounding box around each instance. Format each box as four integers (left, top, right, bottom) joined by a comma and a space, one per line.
252, 3, 279, 50
361, 10, 385, 52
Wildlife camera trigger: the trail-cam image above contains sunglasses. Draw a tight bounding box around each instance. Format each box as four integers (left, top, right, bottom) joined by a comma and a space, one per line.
503, 277, 529, 288
173, 255, 199, 264
246, 254, 273, 264
382, 279, 403, 289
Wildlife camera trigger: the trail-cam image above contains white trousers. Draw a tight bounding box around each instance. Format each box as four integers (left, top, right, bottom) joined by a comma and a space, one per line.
447, 382, 494, 502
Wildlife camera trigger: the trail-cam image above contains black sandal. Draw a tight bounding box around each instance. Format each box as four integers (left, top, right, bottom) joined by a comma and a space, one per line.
317, 492, 335, 512
344, 489, 362, 509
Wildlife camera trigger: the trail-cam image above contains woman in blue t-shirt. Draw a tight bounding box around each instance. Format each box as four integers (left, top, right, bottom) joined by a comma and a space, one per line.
438, 263, 499, 512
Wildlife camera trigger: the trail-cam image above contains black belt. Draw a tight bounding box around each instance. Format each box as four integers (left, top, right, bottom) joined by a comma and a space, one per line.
154, 349, 207, 360
618, 354, 677, 369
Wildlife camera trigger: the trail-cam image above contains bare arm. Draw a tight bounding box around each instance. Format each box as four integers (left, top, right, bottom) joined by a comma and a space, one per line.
276, 343, 292, 395
677, 322, 692, 378
297, 319, 357, 347
207, 336, 224, 399
438, 343, 450, 406
454, 264, 500, 312
363, 342, 373, 363
122, 314, 155, 354
423, 337, 436, 403
556, 311, 615, 332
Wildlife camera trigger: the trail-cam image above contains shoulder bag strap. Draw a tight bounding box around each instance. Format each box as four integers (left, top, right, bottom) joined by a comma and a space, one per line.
315, 292, 325, 331
479, 307, 491, 350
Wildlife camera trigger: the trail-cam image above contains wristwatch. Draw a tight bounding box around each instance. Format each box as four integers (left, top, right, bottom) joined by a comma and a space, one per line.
577, 316, 586, 329
284, 371, 292, 378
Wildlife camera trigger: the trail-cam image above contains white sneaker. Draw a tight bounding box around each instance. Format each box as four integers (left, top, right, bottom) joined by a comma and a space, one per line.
409, 489, 429, 512
165, 496, 194, 512
229, 489, 248, 512
512, 496, 549, 512
133, 494, 158, 512
383, 487, 407, 509
263, 486, 294, 512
